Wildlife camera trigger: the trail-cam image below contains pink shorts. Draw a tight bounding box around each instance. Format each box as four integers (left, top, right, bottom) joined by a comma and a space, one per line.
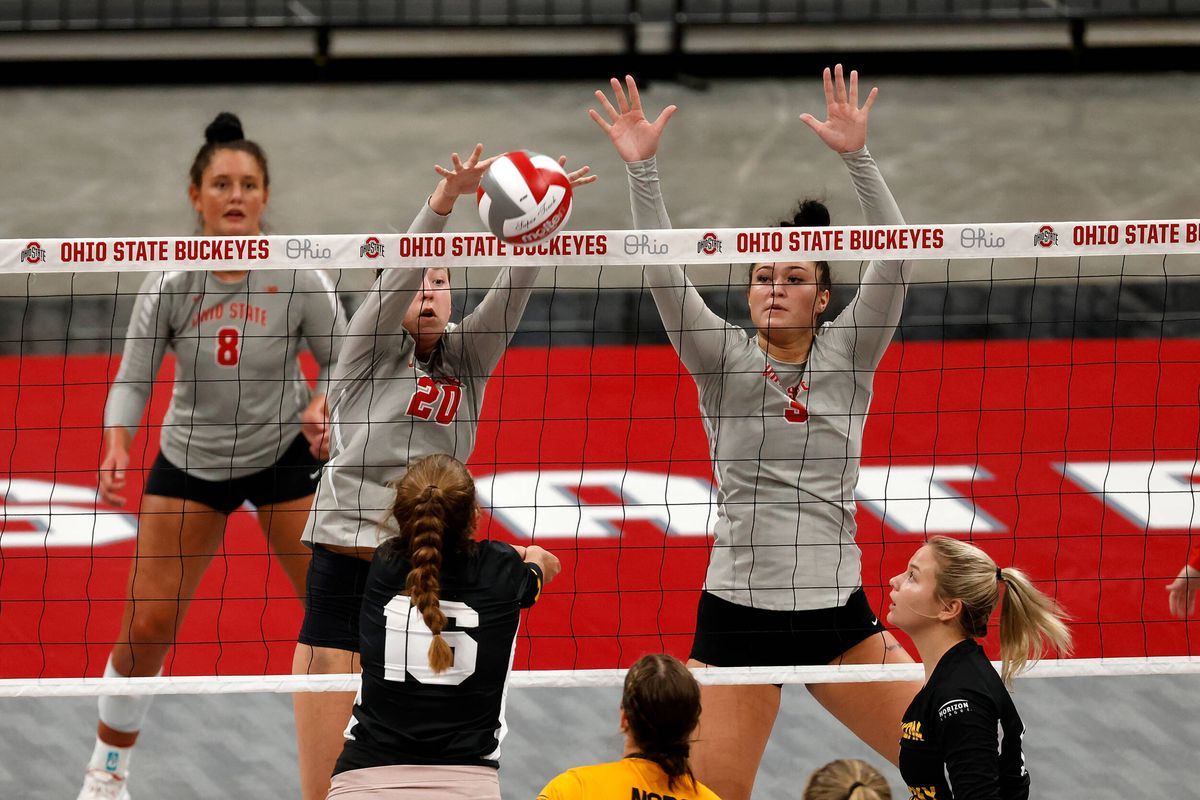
327, 764, 502, 799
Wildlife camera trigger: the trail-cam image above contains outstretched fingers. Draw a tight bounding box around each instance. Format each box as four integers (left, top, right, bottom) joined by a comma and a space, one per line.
559, 156, 597, 187
463, 143, 484, 168
822, 66, 835, 111
594, 88, 620, 123
834, 63, 848, 105
626, 74, 642, 110
862, 86, 879, 113
610, 76, 631, 114
652, 104, 678, 134
588, 107, 613, 134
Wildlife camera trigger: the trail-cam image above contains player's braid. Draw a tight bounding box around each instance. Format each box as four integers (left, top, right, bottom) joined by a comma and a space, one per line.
406, 486, 453, 672
384, 454, 479, 675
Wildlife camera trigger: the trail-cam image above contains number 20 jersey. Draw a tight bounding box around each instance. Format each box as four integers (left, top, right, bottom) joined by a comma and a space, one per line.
335, 541, 542, 773
303, 202, 539, 549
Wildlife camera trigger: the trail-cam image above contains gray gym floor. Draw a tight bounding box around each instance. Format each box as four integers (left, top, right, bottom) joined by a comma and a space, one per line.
2, 74, 1199, 797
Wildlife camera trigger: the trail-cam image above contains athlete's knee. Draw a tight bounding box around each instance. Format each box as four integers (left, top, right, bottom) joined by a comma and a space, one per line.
124, 607, 180, 650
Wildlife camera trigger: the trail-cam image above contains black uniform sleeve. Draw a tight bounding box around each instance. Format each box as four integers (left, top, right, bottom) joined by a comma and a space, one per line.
516, 561, 543, 609
937, 687, 1003, 800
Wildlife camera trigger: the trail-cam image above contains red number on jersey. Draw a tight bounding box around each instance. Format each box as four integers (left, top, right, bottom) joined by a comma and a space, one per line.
405, 376, 463, 426
785, 400, 809, 424
215, 327, 240, 366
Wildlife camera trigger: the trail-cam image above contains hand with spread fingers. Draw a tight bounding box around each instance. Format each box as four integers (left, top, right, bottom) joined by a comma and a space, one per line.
558, 155, 597, 189
430, 143, 498, 213
799, 63, 879, 154
589, 74, 678, 163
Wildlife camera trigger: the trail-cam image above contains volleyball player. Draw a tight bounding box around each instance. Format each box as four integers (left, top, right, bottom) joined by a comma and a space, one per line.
803, 759, 891, 800
536, 653, 720, 800
591, 68, 921, 800
888, 536, 1072, 799
79, 112, 346, 800
1166, 549, 1199, 618
327, 454, 560, 798
292, 145, 595, 799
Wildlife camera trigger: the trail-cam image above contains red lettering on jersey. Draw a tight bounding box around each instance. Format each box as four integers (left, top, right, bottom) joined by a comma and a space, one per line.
405, 376, 463, 426
785, 400, 809, 424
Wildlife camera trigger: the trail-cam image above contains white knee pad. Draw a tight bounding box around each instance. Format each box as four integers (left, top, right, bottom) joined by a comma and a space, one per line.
97, 656, 158, 734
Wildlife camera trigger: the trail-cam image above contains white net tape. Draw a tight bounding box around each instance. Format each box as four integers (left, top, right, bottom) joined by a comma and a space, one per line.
2, 657, 1199, 697
6, 219, 1200, 272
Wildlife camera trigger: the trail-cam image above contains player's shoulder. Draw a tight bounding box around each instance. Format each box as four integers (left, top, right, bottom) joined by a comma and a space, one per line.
929, 648, 1003, 721
555, 759, 629, 786
537, 764, 589, 800
474, 539, 522, 570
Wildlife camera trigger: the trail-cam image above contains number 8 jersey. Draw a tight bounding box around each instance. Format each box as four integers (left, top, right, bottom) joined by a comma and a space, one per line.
104, 269, 345, 480
334, 541, 543, 773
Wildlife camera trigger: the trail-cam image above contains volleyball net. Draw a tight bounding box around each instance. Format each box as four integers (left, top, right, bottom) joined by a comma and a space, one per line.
2, 220, 1199, 695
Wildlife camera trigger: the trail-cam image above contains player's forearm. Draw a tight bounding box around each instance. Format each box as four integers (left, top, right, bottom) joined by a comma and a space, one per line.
102, 425, 134, 454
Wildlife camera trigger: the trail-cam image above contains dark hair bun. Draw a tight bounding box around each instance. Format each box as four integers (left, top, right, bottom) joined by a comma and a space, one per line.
788, 198, 830, 227
205, 112, 245, 144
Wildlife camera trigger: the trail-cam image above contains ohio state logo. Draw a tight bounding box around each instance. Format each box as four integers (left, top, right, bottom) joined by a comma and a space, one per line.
360, 236, 385, 258
697, 232, 723, 255
1033, 226, 1059, 248
21, 242, 47, 264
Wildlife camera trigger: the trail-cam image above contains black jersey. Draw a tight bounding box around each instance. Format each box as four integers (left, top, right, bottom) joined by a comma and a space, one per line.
335, 540, 542, 774
899, 639, 1030, 800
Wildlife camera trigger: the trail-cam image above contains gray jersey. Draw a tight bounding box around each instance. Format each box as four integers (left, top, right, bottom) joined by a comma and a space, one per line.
104, 269, 346, 481
304, 202, 539, 548
628, 148, 910, 611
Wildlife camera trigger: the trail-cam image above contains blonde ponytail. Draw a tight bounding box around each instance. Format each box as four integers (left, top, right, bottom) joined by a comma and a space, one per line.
997, 566, 1073, 684
927, 536, 1072, 685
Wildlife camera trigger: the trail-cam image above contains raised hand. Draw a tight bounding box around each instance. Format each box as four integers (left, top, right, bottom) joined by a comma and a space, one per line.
433, 143, 498, 197
799, 64, 878, 154
589, 75, 677, 163
559, 155, 598, 189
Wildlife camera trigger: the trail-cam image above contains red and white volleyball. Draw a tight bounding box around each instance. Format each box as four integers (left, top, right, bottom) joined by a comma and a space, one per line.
477, 150, 572, 245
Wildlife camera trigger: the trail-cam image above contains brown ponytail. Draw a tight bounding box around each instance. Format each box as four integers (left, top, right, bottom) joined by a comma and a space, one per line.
622, 654, 702, 791
803, 759, 891, 800
380, 454, 478, 674
927, 536, 1073, 685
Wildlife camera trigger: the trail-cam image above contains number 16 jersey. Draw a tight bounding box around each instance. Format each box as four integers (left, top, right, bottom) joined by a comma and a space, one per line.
334, 541, 542, 774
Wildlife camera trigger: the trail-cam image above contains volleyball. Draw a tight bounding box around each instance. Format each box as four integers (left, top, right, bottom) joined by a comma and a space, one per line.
477, 150, 573, 245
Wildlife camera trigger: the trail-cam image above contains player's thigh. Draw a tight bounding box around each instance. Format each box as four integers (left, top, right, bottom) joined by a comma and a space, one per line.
687, 659, 781, 800
256, 495, 314, 551
806, 630, 919, 765
256, 494, 314, 594
125, 494, 227, 605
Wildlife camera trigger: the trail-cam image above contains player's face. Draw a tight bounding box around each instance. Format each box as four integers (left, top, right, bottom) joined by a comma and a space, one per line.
403, 268, 452, 339
747, 262, 829, 336
887, 545, 944, 632
189, 149, 268, 236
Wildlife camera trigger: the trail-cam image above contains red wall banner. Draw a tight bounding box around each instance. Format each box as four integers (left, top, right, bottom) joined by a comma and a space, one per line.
1, 339, 1197, 678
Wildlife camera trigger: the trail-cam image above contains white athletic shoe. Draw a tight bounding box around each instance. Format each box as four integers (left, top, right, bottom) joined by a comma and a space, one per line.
76, 770, 131, 800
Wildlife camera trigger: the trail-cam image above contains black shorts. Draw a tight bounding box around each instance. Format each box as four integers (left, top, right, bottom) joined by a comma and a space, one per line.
297, 545, 372, 652
144, 433, 321, 515
689, 588, 887, 668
